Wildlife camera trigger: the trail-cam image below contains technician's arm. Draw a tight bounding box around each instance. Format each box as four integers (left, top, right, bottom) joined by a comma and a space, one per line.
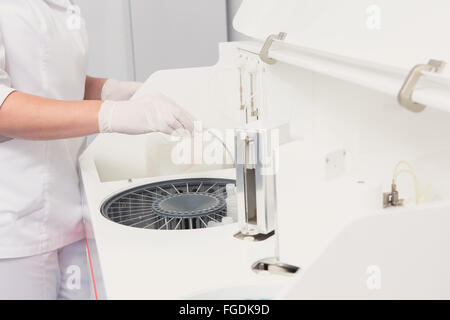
0, 91, 194, 141
0, 91, 101, 140
84, 76, 107, 101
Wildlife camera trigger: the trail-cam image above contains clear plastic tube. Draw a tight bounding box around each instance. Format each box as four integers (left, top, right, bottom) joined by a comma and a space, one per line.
393, 164, 421, 205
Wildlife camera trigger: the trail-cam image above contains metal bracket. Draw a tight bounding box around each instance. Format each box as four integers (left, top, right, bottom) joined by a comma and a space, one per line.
252, 257, 300, 276
398, 59, 446, 113
259, 32, 287, 65
383, 183, 404, 209
234, 230, 275, 242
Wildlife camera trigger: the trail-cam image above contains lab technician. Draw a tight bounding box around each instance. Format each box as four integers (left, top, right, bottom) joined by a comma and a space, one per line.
0, 0, 194, 299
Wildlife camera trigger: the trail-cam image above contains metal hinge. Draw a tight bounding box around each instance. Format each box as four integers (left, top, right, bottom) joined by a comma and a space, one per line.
259, 32, 288, 65
398, 59, 446, 113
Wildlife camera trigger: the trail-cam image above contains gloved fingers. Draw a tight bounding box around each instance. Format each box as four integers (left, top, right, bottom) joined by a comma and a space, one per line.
128, 81, 142, 92
159, 125, 175, 135
124, 81, 143, 99
155, 93, 195, 133
172, 108, 195, 133
102, 79, 143, 101
167, 116, 184, 133
99, 92, 195, 136
143, 111, 170, 135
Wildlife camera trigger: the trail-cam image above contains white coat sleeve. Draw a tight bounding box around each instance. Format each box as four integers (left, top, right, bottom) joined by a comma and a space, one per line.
0, 30, 15, 108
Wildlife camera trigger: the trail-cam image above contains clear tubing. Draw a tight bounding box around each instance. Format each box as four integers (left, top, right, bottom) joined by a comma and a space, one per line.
393, 169, 421, 205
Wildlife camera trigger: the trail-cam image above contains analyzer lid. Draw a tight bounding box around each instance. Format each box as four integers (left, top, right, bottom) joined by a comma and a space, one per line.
233, 0, 450, 75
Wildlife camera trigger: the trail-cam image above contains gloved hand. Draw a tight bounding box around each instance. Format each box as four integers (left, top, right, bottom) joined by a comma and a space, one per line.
101, 79, 142, 101
98, 92, 195, 135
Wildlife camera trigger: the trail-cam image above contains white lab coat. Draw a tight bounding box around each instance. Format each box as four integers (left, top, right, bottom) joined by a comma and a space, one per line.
0, 0, 88, 258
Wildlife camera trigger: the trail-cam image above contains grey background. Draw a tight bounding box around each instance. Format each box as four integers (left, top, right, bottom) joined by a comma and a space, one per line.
227, 0, 249, 42
75, 0, 248, 82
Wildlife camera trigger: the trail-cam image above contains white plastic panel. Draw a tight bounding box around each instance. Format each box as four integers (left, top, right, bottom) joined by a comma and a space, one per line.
284, 205, 450, 299
234, 0, 450, 75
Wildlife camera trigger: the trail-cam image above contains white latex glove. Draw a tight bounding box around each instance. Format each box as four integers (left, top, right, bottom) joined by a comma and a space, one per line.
98, 93, 195, 135
101, 79, 142, 101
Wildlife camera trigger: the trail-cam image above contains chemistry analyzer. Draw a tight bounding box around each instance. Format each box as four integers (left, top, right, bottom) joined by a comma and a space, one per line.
80, 0, 450, 299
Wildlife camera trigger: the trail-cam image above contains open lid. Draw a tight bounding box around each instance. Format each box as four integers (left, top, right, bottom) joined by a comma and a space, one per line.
233, 0, 450, 75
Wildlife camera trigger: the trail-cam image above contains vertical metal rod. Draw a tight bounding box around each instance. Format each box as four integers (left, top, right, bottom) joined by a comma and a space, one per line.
243, 136, 250, 230
239, 67, 245, 111
250, 74, 255, 120
126, 0, 137, 81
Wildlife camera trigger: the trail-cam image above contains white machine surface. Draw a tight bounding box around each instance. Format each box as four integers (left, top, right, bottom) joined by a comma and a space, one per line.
80, 0, 450, 299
